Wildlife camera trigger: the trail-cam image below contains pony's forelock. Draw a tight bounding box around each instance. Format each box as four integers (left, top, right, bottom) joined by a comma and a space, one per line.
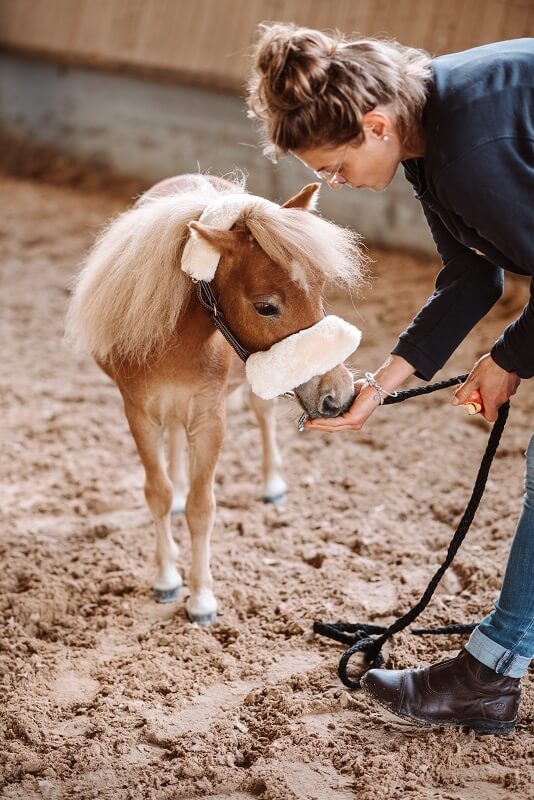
244, 204, 368, 290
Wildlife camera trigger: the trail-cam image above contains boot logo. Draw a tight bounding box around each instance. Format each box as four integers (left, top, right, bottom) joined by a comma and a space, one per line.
494, 702, 506, 714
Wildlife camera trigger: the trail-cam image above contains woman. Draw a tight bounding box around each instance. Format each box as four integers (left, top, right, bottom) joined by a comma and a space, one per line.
247, 24, 533, 735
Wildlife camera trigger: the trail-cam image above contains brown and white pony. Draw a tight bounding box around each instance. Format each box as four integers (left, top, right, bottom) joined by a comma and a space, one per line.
66, 174, 365, 624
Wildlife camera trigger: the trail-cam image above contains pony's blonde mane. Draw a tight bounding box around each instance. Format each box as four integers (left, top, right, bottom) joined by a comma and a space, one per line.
66, 176, 366, 366
66, 177, 221, 364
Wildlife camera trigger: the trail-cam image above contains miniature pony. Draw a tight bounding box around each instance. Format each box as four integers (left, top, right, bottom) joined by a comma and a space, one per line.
66, 174, 365, 624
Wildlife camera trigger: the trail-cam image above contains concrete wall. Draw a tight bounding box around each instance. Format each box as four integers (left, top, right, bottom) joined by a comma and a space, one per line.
0, 54, 434, 253
1, 0, 532, 92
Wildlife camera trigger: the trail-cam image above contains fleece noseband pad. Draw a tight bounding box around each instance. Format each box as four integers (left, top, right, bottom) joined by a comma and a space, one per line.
245, 315, 362, 400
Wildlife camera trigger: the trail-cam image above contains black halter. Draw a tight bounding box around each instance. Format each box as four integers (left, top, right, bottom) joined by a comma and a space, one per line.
195, 280, 249, 362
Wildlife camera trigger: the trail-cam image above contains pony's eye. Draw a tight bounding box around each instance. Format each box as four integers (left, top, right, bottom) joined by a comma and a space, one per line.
253, 302, 279, 317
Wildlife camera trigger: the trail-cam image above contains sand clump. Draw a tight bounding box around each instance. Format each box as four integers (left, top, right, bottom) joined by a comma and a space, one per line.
0, 172, 533, 799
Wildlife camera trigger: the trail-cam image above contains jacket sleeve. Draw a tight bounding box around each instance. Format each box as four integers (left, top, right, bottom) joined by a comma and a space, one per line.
433, 137, 534, 378
391, 199, 504, 381
491, 279, 534, 378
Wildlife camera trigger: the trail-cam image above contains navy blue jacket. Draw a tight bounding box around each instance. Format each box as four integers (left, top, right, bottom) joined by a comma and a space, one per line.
392, 38, 534, 380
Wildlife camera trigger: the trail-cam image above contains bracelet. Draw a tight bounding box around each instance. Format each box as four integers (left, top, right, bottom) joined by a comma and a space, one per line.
362, 372, 398, 405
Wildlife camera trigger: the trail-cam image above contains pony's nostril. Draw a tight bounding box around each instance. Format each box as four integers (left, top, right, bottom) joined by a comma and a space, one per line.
319, 393, 339, 416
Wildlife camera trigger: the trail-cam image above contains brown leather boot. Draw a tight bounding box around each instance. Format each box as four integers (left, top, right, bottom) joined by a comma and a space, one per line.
361, 649, 521, 735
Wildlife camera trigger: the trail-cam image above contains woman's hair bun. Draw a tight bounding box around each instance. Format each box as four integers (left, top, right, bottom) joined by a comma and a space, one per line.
247, 22, 432, 157
253, 23, 337, 112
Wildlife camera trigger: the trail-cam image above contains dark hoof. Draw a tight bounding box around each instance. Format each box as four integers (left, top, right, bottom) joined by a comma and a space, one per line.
263, 492, 286, 506
186, 609, 218, 626
154, 585, 181, 603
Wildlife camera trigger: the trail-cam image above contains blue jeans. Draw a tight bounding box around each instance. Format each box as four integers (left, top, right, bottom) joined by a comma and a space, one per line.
466, 433, 534, 678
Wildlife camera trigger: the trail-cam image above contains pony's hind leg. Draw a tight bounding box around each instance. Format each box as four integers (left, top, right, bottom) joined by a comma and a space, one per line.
126, 406, 182, 602
248, 391, 286, 504
184, 398, 225, 625
168, 422, 188, 515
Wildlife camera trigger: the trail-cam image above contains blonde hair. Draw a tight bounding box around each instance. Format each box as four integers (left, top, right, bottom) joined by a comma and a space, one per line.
247, 22, 432, 157
66, 177, 366, 366
66, 179, 220, 365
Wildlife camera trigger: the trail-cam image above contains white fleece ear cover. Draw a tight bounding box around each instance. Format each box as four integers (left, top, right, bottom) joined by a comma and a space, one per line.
245, 315, 362, 400
181, 193, 278, 282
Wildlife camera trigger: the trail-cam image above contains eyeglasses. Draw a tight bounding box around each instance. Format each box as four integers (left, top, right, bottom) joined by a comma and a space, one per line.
313, 143, 350, 186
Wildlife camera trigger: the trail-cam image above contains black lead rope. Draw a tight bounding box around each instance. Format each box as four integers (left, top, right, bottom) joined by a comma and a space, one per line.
314, 376, 510, 690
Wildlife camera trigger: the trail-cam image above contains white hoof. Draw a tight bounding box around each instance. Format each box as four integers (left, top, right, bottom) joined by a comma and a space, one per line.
186, 589, 218, 626
171, 491, 187, 515
153, 563, 182, 603
263, 474, 287, 504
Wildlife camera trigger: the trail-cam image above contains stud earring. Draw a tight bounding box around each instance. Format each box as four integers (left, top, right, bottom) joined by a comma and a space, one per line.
382, 135, 390, 142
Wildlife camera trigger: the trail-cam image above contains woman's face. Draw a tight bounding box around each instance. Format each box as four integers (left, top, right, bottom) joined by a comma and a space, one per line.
294, 110, 407, 192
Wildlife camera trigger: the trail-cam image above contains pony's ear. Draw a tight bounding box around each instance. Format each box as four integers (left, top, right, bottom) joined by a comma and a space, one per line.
187, 220, 240, 254
282, 183, 321, 211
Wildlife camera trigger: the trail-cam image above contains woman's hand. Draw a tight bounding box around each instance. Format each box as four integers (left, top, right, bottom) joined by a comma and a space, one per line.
304, 379, 381, 432
452, 353, 520, 421
304, 354, 415, 433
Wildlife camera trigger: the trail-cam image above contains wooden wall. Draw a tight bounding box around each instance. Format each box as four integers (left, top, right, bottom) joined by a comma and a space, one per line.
0, 0, 533, 92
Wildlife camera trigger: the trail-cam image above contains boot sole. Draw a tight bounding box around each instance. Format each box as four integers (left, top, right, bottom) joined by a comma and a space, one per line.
362, 684, 516, 736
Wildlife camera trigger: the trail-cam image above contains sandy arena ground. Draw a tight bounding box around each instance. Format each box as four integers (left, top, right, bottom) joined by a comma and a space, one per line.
1, 172, 532, 800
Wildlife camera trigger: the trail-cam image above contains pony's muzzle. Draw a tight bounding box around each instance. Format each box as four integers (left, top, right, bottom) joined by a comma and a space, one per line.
295, 365, 355, 420
318, 386, 353, 417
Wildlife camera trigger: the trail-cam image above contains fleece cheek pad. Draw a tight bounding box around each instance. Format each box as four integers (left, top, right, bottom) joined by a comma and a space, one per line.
245, 315, 362, 400
181, 193, 279, 282
181, 193, 362, 400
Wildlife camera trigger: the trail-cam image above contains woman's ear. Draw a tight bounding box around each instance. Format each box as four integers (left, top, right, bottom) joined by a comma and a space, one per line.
187, 220, 240, 254
361, 110, 391, 139
282, 182, 321, 211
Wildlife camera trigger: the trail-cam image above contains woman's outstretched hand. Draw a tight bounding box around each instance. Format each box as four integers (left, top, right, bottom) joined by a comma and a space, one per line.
452, 353, 520, 422
303, 379, 380, 432
304, 354, 416, 433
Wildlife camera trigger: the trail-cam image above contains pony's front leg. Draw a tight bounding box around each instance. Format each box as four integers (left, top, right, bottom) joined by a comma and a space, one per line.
126, 407, 182, 602
168, 422, 188, 514
248, 391, 286, 504
185, 399, 225, 625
